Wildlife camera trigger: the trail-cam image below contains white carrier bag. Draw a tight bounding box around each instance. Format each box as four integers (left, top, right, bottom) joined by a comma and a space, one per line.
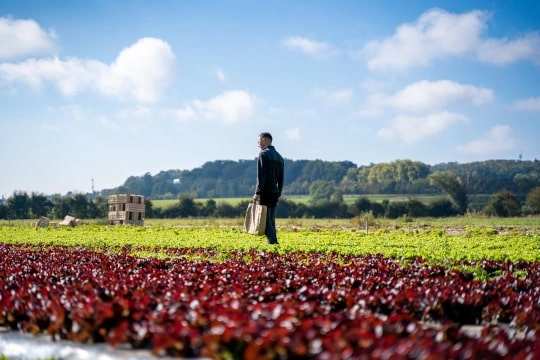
243, 201, 267, 236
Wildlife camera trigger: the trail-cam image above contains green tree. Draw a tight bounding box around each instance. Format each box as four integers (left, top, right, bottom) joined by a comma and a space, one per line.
309, 180, 336, 204
428, 199, 458, 217
275, 198, 307, 218
308, 201, 349, 218
395, 159, 430, 192
0, 203, 8, 219
483, 190, 521, 217
524, 186, 540, 214
406, 198, 428, 217
370, 202, 386, 218
202, 199, 217, 217
70, 193, 90, 218
215, 202, 238, 217
386, 201, 408, 219
348, 197, 386, 218
30, 192, 52, 217
287, 160, 356, 195
340, 168, 356, 193
162, 203, 181, 218
330, 188, 344, 203
51, 195, 71, 219
367, 163, 396, 193
87, 195, 108, 218
144, 198, 155, 218
7, 191, 30, 219
432, 159, 540, 195
178, 194, 198, 217
353, 166, 374, 194
428, 171, 468, 213
354, 197, 372, 212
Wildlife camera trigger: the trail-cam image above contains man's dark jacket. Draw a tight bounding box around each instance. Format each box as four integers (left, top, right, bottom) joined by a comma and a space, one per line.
256, 145, 284, 207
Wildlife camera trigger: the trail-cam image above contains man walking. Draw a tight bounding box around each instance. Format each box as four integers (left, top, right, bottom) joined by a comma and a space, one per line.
253, 132, 284, 244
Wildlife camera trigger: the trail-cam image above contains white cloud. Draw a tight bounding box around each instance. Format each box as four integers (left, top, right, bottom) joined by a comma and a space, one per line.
456, 125, 517, 155
280, 36, 335, 58
0, 36, 175, 103
174, 90, 259, 124
285, 128, 301, 140
0, 57, 103, 94
476, 33, 540, 65
96, 37, 176, 103
386, 80, 494, 112
359, 80, 493, 117
512, 96, 540, 111
0, 16, 56, 59
364, 9, 485, 71
363, 8, 540, 72
312, 88, 353, 105
378, 111, 469, 144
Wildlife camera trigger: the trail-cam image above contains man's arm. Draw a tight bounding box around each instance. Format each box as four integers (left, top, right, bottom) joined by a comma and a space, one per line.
278, 158, 284, 197
255, 153, 267, 196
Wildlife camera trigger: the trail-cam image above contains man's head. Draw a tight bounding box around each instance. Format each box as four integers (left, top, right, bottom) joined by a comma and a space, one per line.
258, 132, 273, 148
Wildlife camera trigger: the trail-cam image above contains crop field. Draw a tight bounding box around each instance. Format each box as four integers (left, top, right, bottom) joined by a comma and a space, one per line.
1, 221, 540, 359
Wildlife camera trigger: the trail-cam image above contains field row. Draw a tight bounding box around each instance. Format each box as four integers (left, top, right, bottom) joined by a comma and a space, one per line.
1, 243, 539, 358
1, 225, 539, 263
2, 224, 539, 358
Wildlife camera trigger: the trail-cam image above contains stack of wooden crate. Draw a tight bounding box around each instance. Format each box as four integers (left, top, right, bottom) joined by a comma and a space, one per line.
108, 194, 145, 225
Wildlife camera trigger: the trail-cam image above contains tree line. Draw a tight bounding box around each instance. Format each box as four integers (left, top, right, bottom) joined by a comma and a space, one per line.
104, 159, 540, 199
2, 159, 539, 220
0, 192, 108, 220
2, 185, 540, 221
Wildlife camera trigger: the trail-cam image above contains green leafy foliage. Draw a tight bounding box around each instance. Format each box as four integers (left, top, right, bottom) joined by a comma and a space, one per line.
525, 186, 540, 214
87, 159, 540, 199
483, 190, 522, 217
429, 171, 468, 213
1, 225, 538, 262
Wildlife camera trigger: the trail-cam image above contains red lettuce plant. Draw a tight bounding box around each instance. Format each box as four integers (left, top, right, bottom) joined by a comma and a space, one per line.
1, 244, 539, 358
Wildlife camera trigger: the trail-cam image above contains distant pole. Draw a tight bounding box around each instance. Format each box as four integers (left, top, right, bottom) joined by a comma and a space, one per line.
365, 217, 368, 235
91, 178, 95, 194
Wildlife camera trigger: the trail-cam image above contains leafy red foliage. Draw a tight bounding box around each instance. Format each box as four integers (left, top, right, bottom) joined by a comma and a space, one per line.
1, 244, 539, 359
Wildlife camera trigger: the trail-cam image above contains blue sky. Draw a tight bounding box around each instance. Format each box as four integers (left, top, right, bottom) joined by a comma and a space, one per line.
1, 0, 539, 196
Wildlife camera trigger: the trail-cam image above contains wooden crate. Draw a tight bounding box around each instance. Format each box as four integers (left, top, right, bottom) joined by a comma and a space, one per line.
108, 194, 145, 225
34, 216, 50, 228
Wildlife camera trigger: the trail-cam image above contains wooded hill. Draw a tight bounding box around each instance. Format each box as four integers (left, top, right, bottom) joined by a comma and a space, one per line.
105, 159, 540, 200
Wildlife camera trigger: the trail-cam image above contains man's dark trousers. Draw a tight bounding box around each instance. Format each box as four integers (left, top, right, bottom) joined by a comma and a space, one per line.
265, 206, 278, 244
